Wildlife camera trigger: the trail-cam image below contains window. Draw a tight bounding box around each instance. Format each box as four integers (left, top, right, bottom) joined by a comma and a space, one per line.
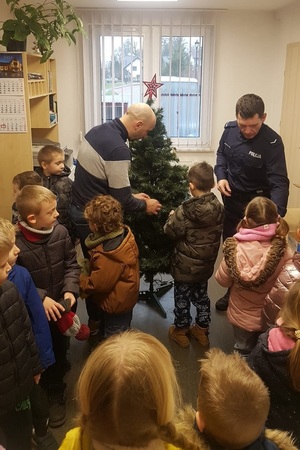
80, 10, 214, 149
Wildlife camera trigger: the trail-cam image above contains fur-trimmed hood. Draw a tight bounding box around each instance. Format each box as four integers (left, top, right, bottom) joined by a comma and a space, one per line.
215, 237, 292, 332
222, 237, 287, 290
174, 406, 297, 450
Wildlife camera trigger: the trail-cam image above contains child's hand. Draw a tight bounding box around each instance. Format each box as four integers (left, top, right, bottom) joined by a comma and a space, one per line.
133, 192, 150, 200
34, 374, 41, 384
64, 292, 76, 307
79, 286, 88, 300
80, 258, 90, 276
43, 296, 65, 321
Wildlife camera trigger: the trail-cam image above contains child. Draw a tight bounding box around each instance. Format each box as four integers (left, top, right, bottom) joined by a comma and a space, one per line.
5, 216, 88, 344
15, 184, 81, 428
80, 195, 140, 343
248, 280, 300, 446
261, 251, 300, 331
164, 162, 224, 348
1, 217, 55, 370
12, 170, 42, 224
59, 330, 197, 450
175, 348, 297, 450
215, 196, 293, 356
0, 217, 57, 448
36, 145, 74, 241
0, 223, 42, 450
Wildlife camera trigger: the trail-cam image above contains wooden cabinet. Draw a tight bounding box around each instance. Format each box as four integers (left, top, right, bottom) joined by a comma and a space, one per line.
27, 54, 59, 142
0, 52, 59, 219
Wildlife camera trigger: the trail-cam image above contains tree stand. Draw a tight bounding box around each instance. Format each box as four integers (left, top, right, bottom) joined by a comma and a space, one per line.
138, 276, 173, 318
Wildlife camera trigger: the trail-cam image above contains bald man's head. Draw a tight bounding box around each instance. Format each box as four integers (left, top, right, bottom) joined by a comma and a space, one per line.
120, 103, 156, 140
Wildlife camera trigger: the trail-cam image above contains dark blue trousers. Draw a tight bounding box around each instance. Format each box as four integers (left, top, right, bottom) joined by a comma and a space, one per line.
173, 281, 211, 329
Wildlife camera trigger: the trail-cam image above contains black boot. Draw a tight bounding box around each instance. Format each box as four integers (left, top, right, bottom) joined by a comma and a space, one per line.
48, 384, 66, 428
215, 289, 230, 311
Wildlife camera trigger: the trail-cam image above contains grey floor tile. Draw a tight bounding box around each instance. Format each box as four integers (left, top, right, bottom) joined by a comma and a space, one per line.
51, 270, 234, 446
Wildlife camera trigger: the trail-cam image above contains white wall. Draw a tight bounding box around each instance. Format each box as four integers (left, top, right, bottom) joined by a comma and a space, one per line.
1, 2, 300, 162
54, 3, 300, 162
212, 11, 282, 152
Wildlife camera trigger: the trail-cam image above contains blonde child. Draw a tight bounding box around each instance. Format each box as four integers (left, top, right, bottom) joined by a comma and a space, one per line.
261, 251, 300, 331
164, 162, 224, 348
0, 223, 42, 450
59, 330, 198, 450
248, 280, 300, 445
0, 217, 57, 447
215, 196, 292, 355
36, 145, 74, 241
15, 185, 81, 428
12, 170, 42, 224
175, 348, 296, 450
80, 195, 139, 343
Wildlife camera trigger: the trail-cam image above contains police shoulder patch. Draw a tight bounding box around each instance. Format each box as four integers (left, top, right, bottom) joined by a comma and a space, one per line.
224, 120, 237, 129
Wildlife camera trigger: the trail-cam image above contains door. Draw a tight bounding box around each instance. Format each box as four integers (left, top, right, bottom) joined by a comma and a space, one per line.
280, 41, 300, 208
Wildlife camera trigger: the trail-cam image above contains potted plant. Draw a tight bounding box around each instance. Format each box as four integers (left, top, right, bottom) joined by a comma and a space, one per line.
0, 0, 86, 62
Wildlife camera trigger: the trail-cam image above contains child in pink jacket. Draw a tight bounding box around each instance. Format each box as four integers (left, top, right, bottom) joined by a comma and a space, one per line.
215, 196, 293, 356
261, 251, 300, 331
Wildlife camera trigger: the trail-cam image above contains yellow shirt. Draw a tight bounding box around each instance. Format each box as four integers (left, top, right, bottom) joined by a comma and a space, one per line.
59, 427, 181, 450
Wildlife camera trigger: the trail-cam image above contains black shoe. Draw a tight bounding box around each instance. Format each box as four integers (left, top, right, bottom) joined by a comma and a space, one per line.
48, 388, 66, 428
215, 292, 229, 311
32, 430, 58, 450
64, 358, 71, 373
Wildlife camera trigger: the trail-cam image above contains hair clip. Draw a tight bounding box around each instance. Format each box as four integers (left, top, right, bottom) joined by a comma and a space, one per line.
295, 330, 300, 339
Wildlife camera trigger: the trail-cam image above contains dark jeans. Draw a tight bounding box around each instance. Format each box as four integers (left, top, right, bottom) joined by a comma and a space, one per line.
87, 299, 133, 339
29, 383, 49, 437
0, 405, 32, 450
173, 281, 211, 329
69, 203, 90, 258
222, 190, 270, 240
40, 322, 67, 392
232, 325, 261, 356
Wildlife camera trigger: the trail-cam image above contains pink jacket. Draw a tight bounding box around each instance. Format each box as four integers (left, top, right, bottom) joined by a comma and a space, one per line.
215, 227, 293, 332
261, 252, 300, 331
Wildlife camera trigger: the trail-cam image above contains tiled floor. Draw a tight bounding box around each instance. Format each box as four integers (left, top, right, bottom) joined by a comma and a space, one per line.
51, 266, 235, 446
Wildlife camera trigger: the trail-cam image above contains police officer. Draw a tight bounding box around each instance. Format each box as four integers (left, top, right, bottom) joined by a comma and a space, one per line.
214, 93, 289, 311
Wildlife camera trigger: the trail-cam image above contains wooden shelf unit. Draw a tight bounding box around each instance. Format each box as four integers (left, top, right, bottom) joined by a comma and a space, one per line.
0, 52, 59, 219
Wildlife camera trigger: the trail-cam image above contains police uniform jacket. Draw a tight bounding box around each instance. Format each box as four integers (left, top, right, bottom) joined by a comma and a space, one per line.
214, 121, 289, 217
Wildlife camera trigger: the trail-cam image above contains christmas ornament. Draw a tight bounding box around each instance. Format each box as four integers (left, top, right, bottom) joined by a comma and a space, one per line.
143, 74, 163, 100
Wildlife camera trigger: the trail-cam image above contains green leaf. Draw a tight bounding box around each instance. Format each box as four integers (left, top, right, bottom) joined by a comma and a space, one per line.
1, 0, 86, 61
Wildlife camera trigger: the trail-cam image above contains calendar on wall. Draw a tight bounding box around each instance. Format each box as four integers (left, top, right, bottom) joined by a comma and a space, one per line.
0, 53, 28, 133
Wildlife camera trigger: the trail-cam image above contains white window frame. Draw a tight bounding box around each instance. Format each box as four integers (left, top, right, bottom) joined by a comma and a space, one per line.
79, 10, 215, 151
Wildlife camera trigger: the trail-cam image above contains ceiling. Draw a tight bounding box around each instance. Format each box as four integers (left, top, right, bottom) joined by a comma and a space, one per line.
73, 0, 295, 11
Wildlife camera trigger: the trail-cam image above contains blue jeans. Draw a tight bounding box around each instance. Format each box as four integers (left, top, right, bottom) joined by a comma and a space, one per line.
173, 281, 211, 329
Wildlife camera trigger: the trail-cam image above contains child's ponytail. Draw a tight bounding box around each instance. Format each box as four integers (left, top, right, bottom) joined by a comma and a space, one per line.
275, 216, 289, 238
289, 338, 300, 392
280, 280, 300, 392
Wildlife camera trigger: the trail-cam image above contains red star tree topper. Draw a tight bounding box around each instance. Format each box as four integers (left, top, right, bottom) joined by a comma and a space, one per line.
143, 74, 164, 100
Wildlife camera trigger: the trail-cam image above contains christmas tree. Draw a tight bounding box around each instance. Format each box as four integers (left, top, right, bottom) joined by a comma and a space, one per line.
126, 99, 189, 315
